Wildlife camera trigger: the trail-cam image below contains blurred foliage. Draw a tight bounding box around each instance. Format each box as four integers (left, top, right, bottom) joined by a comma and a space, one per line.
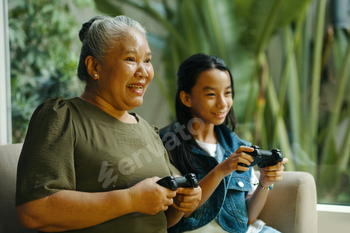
8, 0, 350, 204
9, 0, 95, 142
95, 0, 350, 204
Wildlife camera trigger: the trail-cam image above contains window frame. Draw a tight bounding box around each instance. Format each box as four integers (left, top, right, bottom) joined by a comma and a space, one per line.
0, 0, 11, 144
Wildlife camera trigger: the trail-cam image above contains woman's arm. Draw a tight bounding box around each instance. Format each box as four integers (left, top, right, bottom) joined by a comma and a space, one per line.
182, 146, 254, 217
245, 158, 288, 224
17, 177, 176, 232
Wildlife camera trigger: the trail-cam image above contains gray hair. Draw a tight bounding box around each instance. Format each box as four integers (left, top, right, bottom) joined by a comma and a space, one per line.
77, 15, 147, 81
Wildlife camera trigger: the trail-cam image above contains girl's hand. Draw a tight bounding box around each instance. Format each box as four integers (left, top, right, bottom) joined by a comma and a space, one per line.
217, 146, 254, 177
172, 186, 202, 214
259, 158, 289, 188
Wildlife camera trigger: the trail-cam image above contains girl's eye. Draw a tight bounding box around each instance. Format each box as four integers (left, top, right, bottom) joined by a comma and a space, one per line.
206, 93, 215, 96
226, 91, 232, 95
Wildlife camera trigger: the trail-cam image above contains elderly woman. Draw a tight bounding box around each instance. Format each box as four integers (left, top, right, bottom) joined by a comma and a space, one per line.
15, 15, 201, 233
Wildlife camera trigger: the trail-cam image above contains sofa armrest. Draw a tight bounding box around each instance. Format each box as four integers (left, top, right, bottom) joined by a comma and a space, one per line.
255, 171, 317, 233
0, 143, 37, 233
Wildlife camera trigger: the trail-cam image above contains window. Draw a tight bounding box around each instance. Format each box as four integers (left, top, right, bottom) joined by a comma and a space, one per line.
4, 0, 350, 209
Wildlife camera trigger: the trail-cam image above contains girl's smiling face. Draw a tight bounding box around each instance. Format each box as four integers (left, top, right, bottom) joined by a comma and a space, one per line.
93, 28, 154, 112
183, 68, 233, 128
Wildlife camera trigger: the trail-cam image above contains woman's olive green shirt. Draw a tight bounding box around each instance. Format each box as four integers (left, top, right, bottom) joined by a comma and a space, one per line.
16, 97, 173, 233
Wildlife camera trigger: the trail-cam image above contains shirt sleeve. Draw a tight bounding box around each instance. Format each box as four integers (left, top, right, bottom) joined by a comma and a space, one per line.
248, 168, 259, 195
149, 123, 176, 176
16, 97, 76, 206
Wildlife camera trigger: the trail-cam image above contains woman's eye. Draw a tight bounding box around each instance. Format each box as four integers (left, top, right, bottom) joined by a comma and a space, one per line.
145, 58, 151, 63
226, 91, 232, 95
207, 93, 215, 96
126, 57, 135, 62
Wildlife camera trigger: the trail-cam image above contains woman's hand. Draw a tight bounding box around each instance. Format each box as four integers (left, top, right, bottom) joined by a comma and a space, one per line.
129, 177, 177, 215
259, 158, 289, 188
172, 186, 202, 216
217, 146, 254, 177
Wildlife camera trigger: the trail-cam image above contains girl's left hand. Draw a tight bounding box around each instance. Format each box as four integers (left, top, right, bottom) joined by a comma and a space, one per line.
172, 186, 202, 214
259, 158, 289, 188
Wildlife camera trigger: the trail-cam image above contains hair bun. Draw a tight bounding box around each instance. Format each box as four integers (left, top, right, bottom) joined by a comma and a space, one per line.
78, 16, 106, 42
79, 21, 92, 42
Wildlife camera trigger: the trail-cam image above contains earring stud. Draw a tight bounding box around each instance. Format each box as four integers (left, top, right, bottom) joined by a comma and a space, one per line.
94, 74, 98, 77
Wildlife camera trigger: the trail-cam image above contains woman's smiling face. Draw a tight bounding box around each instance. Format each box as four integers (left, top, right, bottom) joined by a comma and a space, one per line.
94, 28, 154, 111
186, 68, 233, 127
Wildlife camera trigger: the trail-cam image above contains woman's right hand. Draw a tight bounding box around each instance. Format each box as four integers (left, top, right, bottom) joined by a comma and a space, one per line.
217, 146, 254, 177
128, 177, 177, 215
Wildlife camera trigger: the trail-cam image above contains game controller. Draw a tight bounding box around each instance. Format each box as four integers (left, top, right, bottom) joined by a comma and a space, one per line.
157, 173, 199, 191
237, 145, 283, 174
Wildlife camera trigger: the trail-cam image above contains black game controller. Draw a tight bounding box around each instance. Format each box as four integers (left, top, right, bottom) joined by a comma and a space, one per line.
237, 145, 283, 174
157, 173, 199, 191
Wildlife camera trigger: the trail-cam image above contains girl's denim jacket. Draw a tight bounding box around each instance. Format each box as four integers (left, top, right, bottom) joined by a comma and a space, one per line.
159, 122, 253, 233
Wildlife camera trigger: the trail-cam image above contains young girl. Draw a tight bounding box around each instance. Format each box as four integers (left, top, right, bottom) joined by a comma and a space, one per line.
160, 53, 288, 233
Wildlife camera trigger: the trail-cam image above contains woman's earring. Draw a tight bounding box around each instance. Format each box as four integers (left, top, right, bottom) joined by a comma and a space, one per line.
94, 74, 98, 77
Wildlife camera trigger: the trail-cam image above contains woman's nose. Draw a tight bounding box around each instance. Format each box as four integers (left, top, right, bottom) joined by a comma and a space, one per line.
134, 63, 148, 78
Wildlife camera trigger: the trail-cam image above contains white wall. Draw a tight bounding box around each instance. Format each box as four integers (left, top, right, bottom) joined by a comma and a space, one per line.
317, 205, 350, 232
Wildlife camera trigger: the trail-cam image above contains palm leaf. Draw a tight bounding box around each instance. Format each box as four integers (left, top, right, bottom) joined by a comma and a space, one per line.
234, 0, 312, 53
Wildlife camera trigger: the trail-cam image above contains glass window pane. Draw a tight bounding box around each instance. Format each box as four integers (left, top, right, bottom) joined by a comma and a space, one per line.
8, 0, 350, 206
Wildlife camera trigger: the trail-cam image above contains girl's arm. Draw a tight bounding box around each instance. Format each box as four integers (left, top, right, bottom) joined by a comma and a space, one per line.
245, 158, 288, 224
165, 186, 202, 227
183, 146, 254, 217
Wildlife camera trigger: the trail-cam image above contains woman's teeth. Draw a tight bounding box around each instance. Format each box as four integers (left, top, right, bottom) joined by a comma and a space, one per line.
126, 84, 142, 90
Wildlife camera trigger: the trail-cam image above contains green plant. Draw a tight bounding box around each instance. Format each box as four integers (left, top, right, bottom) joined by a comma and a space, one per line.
9, 0, 94, 142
